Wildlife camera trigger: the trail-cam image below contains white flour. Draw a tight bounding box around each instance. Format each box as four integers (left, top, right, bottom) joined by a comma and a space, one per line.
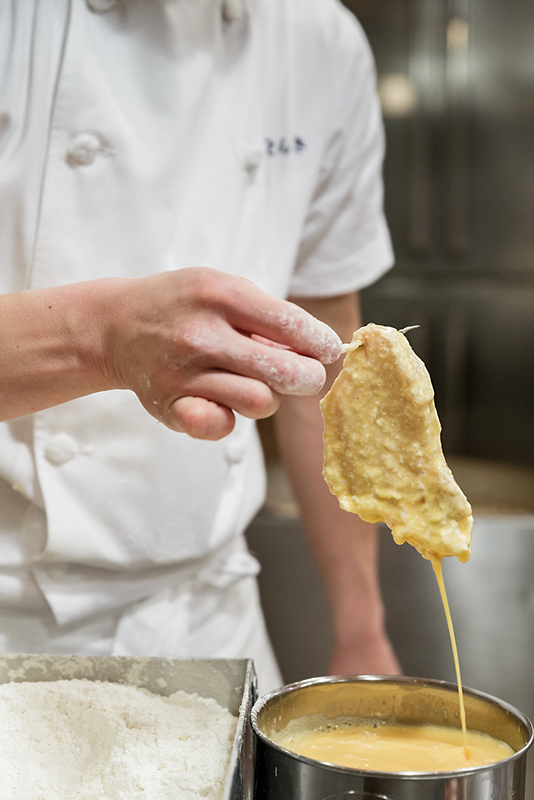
0, 679, 237, 800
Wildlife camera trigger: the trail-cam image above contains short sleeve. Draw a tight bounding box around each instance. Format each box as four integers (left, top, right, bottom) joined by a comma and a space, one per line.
289, 11, 394, 298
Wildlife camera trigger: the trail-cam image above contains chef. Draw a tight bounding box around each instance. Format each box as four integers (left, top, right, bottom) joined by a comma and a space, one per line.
0, 0, 400, 690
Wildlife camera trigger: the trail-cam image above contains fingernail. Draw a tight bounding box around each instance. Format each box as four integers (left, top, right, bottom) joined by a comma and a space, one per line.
274, 360, 326, 396
321, 330, 343, 363
306, 319, 342, 364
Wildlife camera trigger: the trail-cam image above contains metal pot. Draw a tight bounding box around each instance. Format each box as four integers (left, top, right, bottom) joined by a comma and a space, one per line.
251, 676, 533, 800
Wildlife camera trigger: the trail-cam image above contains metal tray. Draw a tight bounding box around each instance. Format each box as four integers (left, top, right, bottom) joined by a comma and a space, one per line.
0, 653, 257, 800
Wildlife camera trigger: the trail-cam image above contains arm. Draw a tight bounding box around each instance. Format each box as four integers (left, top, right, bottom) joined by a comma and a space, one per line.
0, 267, 342, 439
274, 291, 401, 676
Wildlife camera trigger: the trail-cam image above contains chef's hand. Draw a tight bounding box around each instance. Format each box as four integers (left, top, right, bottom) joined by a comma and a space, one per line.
104, 268, 342, 439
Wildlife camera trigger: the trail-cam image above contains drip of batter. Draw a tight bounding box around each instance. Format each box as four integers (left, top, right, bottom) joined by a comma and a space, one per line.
433, 557, 468, 754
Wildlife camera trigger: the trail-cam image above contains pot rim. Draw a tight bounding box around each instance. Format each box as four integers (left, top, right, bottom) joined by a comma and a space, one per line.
251, 674, 534, 781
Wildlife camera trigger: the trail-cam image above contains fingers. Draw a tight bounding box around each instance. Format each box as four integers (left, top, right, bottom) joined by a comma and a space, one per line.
176, 324, 328, 397
245, 302, 342, 364
153, 373, 282, 439
181, 372, 281, 418
110, 269, 342, 438
167, 397, 236, 440
245, 347, 327, 395
210, 275, 343, 364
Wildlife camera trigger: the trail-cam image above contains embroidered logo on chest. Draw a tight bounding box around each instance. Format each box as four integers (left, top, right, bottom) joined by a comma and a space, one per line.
265, 136, 306, 157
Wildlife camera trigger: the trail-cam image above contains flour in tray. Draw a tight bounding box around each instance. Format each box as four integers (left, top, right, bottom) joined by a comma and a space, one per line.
0, 679, 237, 800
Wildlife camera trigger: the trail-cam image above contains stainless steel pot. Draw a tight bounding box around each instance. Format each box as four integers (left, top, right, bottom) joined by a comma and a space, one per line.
251, 676, 533, 800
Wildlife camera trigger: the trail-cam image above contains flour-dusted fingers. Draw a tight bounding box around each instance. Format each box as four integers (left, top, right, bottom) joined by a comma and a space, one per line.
178, 371, 281, 419
182, 268, 343, 365
194, 328, 328, 397
150, 372, 281, 439
227, 290, 343, 365
103, 268, 339, 434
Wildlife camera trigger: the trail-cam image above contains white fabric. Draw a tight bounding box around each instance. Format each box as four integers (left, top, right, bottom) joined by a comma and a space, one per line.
0, 0, 392, 678
0, 534, 282, 692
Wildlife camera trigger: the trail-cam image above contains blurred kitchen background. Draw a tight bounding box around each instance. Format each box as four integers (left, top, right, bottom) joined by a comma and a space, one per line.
245, 0, 534, 793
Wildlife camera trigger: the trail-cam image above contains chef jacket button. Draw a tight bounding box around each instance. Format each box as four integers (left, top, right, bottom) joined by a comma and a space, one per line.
225, 440, 245, 464
44, 433, 79, 466
66, 133, 102, 167
86, 0, 117, 12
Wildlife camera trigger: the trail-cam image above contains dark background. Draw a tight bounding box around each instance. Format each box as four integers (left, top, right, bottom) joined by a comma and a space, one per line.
347, 0, 534, 468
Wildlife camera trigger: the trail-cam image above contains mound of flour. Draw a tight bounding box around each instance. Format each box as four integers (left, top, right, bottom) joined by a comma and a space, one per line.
0, 679, 237, 800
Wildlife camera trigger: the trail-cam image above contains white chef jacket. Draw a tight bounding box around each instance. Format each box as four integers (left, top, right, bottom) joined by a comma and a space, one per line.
0, 0, 393, 690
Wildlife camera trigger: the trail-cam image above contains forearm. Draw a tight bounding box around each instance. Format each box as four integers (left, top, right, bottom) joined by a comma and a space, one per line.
0, 280, 117, 420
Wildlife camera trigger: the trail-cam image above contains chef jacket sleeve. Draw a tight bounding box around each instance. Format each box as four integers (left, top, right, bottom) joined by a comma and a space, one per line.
289, 16, 394, 299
